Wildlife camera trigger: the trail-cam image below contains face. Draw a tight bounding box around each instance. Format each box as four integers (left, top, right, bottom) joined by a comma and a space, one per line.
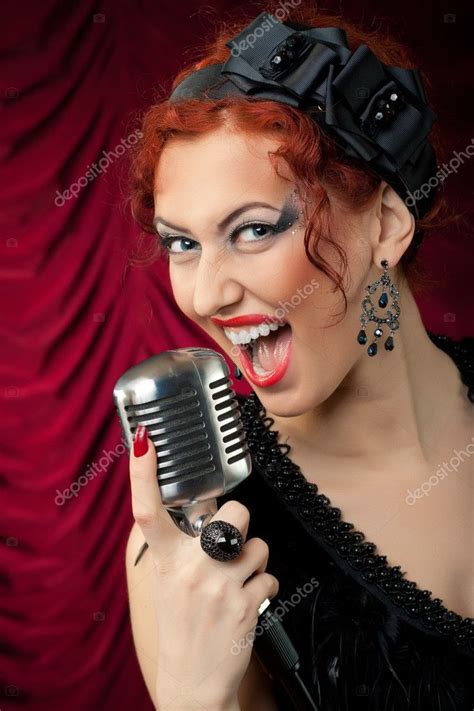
153, 126, 385, 417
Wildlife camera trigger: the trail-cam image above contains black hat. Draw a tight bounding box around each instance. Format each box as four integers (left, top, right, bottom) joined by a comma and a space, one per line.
169, 11, 438, 222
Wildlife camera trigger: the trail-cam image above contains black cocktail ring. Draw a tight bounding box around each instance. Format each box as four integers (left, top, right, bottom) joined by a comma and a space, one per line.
200, 520, 244, 562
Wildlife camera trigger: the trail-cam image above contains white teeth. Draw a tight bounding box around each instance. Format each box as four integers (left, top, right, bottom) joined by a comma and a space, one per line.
223, 321, 287, 346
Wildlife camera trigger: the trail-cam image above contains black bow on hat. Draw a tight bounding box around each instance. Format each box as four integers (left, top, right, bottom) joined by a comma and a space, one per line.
169, 11, 439, 222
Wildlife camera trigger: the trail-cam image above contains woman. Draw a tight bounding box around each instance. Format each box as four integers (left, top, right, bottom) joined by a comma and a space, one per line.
124, 5, 474, 710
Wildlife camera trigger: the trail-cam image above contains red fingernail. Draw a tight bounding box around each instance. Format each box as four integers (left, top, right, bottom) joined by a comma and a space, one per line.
133, 425, 149, 457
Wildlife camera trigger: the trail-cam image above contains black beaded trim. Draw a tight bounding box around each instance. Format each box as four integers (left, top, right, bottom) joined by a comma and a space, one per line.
238, 331, 474, 654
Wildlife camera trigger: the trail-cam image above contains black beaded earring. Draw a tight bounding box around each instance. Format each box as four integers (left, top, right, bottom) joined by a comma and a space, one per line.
234, 365, 243, 379
357, 259, 400, 356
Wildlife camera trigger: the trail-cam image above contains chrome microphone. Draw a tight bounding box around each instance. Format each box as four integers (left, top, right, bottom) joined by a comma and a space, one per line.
113, 347, 251, 537
113, 347, 319, 711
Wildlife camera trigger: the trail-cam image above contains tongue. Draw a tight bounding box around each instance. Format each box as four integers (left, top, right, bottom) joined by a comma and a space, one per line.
255, 324, 291, 371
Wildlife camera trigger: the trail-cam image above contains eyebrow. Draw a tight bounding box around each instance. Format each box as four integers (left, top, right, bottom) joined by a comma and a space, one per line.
152, 201, 280, 236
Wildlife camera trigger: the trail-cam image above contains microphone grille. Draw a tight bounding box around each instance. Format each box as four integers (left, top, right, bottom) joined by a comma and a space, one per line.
113, 348, 252, 504
125, 387, 213, 485
123, 376, 248, 472
209, 375, 249, 465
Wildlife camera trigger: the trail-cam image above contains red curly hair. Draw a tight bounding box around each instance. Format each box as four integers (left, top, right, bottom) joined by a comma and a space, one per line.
127, 3, 450, 318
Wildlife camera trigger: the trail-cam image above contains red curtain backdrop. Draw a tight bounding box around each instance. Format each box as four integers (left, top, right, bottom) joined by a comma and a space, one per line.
1, 1, 472, 708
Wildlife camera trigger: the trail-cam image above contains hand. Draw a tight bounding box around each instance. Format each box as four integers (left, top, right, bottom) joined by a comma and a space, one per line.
129, 424, 279, 710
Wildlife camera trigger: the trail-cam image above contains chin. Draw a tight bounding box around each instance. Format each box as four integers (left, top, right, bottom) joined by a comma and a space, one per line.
255, 383, 325, 418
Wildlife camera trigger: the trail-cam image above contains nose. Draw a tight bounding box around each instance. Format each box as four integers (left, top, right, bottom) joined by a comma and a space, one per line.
192, 249, 244, 319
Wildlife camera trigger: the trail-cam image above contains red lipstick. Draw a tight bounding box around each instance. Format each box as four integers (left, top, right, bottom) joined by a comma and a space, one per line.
236, 333, 292, 387
211, 314, 285, 328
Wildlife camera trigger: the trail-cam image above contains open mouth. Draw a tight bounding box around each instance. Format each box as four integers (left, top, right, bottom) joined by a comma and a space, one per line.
237, 322, 293, 384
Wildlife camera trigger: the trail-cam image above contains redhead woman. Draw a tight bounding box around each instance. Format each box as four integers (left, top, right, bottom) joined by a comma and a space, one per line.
124, 5, 474, 710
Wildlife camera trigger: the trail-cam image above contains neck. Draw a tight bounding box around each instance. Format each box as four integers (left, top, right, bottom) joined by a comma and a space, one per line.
268, 276, 469, 470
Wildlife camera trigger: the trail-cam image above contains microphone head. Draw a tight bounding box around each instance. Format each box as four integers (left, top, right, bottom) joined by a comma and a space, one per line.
113, 348, 252, 507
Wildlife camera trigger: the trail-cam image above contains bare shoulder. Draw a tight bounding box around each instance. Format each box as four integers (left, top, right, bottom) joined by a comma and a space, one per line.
125, 522, 279, 711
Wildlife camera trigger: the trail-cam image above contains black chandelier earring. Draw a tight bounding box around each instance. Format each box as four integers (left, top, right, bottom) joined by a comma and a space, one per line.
357, 259, 400, 357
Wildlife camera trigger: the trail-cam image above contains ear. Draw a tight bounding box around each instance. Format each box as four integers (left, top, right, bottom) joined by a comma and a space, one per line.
372, 182, 415, 269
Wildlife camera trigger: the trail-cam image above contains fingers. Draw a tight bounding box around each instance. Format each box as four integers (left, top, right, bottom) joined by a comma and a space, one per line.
202, 503, 274, 585
243, 571, 280, 613
249, 537, 269, 577
129, 424, 180, 554
217, 536, 269, 586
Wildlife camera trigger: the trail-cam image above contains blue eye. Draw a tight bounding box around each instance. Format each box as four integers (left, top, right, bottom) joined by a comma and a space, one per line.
157, 220, 281, 255
239, 223, 275, 242
159, 236, 196, 254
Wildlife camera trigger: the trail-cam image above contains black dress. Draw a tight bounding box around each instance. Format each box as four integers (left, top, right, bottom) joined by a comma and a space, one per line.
135, 332, 474, 710
217, 332, 474, 711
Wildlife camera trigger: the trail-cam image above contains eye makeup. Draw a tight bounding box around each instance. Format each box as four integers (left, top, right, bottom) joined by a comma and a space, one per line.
273, 199, 302, 233
155, 195, 303, 254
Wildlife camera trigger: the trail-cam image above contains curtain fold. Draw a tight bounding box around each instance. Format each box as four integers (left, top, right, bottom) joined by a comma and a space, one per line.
0, 1, 472, 708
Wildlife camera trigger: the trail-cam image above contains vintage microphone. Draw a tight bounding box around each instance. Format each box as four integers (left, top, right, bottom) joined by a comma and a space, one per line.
113, 347, 319, 711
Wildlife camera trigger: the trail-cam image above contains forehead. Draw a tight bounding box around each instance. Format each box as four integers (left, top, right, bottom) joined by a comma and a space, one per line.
153, 127, 293, 208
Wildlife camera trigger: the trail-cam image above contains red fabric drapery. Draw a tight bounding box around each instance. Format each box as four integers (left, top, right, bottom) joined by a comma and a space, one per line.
1, 1, 472, 708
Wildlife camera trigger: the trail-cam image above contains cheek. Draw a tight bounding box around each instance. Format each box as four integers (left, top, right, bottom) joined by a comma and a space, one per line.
169, 266, 194, 317
265, 248, 334, 325
285, 231, 369, 324
256, 241, 321, 306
